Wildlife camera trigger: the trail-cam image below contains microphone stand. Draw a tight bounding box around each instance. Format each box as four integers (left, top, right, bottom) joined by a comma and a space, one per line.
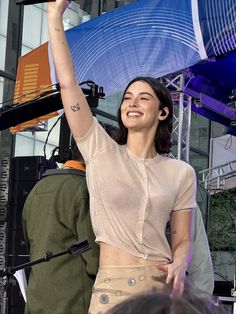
0, 239, 92, 278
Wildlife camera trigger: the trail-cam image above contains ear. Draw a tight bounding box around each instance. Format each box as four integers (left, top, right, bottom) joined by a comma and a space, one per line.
158, 107, 169, 121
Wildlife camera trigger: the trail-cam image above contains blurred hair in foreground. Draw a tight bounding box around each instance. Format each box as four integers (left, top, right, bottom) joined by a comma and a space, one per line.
106, 284, 227, 314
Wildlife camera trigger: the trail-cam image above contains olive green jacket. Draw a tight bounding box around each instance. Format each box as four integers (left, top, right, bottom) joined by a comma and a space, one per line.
22, 168, 98, 314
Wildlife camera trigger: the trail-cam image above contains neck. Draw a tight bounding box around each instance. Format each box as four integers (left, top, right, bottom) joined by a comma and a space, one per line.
126, 131, 157, 159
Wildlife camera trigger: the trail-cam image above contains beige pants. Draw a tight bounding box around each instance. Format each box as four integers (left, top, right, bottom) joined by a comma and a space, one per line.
88, 264, 167, 314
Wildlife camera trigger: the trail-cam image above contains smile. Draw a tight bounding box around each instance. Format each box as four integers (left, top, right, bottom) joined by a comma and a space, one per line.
127, 111, 143, 117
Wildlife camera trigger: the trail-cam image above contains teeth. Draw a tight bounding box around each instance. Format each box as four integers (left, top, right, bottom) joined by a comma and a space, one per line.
128, 112, 142, 117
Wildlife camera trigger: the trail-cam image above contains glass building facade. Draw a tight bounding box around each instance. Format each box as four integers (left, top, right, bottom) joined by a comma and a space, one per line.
0, 0, 136, 160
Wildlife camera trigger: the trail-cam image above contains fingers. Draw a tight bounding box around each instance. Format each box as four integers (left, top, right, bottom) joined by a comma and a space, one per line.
155, 264, 168, 272
171, 267, 185, 297
47, 0, 71, 13
156, 264, 174, 285
166, 268, 175, 285
155, 263, 185, 296
172, 277, 184, 297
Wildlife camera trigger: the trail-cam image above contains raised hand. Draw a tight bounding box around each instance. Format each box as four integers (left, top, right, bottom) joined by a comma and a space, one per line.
47, 0, 71, 17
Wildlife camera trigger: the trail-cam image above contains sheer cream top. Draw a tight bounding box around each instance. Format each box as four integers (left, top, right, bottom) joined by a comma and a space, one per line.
77, 118, 197, 262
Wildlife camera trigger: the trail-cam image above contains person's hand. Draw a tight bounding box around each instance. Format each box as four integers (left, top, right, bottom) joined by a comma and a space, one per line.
47, 0, 71, 18
155, 258, 188, 297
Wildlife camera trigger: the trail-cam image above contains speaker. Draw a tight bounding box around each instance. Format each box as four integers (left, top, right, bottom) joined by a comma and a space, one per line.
7, 276, 26, 314
7, 156, 58, 262
10, 156, 56, 181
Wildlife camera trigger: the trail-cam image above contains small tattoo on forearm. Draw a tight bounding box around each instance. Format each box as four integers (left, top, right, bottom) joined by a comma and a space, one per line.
71, 104, 80, 112
55, 27, 60, 32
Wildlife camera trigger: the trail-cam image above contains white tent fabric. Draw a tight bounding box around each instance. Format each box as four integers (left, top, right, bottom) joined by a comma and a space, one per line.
210, 135, 236, 168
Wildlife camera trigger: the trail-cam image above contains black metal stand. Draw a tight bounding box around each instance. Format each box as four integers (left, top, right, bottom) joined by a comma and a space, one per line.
0, 239, 92, 278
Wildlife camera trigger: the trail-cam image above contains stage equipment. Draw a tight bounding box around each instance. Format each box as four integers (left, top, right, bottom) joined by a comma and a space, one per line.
0, 158, 10, 314
0, 239, 92, 278
4, 156, 57, 313
7, 156, 58, 266
0, 82, 105, 132
0, 238, 91, 313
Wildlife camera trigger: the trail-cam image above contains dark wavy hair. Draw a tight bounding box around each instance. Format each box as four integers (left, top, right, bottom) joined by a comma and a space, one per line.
115, 76, 173, 154
107, 285, 226, 314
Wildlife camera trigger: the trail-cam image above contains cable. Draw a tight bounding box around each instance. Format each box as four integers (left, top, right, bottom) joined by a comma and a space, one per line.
79, 80, 95, 86
43, 114, 63, 158
49, 146, 60, 161
224, 134, 233, 150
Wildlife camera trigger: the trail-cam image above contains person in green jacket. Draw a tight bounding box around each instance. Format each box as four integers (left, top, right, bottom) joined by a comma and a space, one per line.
22, 136, 98, 314
187, 206, 214, 299
166, 205, 214, 299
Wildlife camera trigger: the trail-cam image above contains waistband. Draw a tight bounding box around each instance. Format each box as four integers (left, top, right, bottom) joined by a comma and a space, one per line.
98, 264, 162, 271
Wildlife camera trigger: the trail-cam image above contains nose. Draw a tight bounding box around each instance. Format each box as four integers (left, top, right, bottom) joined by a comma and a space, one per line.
129, 98, 138, 107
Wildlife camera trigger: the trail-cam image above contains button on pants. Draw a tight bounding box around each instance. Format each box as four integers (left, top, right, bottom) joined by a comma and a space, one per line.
88, 264, 167, 314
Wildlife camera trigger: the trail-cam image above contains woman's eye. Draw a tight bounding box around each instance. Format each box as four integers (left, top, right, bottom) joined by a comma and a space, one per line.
124, 97, 131, 101
140, 97, 149, 101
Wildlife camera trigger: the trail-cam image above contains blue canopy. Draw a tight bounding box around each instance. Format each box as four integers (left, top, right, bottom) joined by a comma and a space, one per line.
53, 0, 236, 133
20, 0, 225, 135
5, 0, 235, 134
65, 0, 205, 95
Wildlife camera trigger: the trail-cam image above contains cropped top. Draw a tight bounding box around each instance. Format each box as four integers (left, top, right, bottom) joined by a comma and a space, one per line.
77, 118, 197, 262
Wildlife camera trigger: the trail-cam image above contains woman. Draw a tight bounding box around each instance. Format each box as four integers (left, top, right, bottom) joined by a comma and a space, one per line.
47, 1, 197, 313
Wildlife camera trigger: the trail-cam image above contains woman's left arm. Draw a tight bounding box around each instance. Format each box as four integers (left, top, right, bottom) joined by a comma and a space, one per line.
157, 209, 193, 296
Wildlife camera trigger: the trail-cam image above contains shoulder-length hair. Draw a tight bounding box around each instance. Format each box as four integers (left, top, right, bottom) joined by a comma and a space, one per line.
115, 76, 173, 154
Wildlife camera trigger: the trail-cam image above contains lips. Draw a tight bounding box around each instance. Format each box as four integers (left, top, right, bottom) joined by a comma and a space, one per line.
127, 111, 143, 117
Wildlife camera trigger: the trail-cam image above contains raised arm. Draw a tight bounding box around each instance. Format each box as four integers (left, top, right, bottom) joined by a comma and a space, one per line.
47, 0, 93, 141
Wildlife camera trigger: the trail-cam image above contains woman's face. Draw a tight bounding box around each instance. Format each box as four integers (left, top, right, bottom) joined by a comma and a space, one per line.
120, 80, 166, 132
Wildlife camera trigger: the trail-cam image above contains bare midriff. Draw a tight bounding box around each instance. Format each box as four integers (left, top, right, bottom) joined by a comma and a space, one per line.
99, 242, 162, 267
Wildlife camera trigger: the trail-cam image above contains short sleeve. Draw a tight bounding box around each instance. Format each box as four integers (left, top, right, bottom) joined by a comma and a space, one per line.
76, 117, 114, 164
173, 164, 197, 211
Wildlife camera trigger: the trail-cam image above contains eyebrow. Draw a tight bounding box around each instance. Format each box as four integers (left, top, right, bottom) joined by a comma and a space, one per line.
124, 91, 154, 98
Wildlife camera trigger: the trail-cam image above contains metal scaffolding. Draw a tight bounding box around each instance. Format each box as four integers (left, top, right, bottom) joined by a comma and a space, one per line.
161, 71, 236, 194
199, 160, 236, 194
160, 72, 192, 163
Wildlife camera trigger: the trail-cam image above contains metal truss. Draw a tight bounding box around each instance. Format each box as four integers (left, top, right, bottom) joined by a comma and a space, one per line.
0, 157, 10, 314
160, 71, 236, 194
199, 160, 236, 194
159, 72, 192, 162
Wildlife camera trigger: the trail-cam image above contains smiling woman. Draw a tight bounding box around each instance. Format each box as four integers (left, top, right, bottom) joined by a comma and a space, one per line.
116, 77, 173, 155
121, 82, 162, 139
47, 1, 197, 313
